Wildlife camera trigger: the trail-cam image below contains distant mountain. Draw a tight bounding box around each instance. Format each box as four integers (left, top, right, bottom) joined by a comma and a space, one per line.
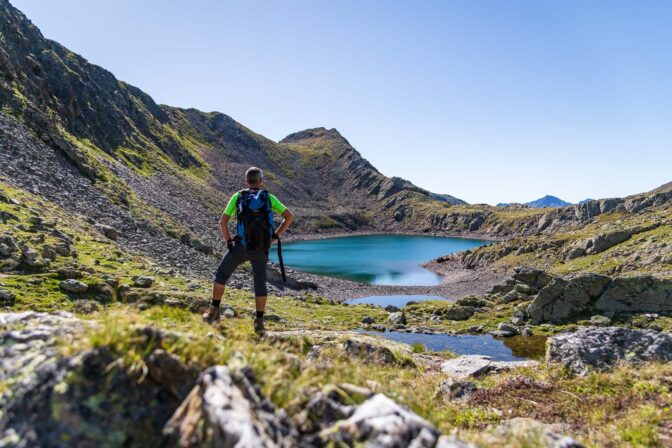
497, 195, 572, 208
525, 195, 572, 208
578, 198, 594, 205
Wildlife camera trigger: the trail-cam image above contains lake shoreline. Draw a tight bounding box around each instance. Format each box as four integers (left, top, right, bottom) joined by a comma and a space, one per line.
270, 234, 508, 302
283, 229, 503, 243
289, 265, 506, 302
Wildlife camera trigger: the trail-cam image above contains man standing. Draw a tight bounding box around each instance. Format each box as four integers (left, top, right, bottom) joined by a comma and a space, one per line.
203, 167, 294, 335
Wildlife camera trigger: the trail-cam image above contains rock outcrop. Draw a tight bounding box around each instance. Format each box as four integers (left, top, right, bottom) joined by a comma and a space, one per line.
491, 268, 672, 325
595, 275, 672, 313
1, 312, 202, 447
527, 274, 612, 324
567, 230, 632, 259
547, 327, 672, 375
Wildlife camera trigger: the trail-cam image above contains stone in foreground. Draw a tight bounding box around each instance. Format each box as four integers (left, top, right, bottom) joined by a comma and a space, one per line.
326, 393, 439, 447
547, 326, 672, 375
441, 355, 537, 379
164, 365, 298, 447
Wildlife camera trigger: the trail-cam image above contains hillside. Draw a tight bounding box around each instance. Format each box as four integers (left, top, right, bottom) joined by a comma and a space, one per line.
429, 188, 672, 280
0, 0, 478, 249
4, 0, 603, 285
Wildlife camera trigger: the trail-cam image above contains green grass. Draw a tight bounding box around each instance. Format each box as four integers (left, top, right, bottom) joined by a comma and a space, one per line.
48, 304, 672, 447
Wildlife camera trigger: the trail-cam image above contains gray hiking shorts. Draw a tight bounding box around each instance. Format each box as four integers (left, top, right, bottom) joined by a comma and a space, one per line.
213, 241, 268, 297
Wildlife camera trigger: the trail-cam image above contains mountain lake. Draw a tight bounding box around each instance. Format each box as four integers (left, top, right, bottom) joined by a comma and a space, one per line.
270, 234, 489, 286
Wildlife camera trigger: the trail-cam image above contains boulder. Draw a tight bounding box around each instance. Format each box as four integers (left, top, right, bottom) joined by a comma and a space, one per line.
57, 267, 83, 279
133, 276, 154, 288
20, 248, 39, 266
0, 242, 11, 257
72, 299, 99, 314
489, 330, 516, 338
565, 246, 586, 260
589, 315, 612, 326
59, 279, 88, 294
342, 339, 397, 365
511, 267, 553, 291
456, 296, 491, 308
547, 327, 672, 375
511, 310, 526, 326
441, 355, 538, 379
387, 311, 406, 325
326, 393, 440, 447
0, 287, 16, 306
294, 384, 365, 434
95, 224, 118, 241
442, 305, 475, 321
527, 274, 611, 324
441, 356, 494, 378
50, 243, 72, 257
362, 316, 375, 325
385, 305, 401, 313
496, 322, 519, 335
573, 230, 631, 257
595, 275, 672, 313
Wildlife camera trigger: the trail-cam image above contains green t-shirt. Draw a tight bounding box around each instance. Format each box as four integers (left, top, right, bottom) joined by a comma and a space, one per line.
223, 191, 287, 217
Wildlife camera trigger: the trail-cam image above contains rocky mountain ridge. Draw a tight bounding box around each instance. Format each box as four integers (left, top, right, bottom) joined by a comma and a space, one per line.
0, 0, 477, 245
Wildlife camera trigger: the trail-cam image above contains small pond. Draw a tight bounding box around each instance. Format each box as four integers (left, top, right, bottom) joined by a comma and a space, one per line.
357, 329, 547, 361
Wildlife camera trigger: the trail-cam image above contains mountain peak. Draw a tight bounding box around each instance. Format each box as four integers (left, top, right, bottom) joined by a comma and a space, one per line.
526, 195, 571, 208
280, 127, 347, 145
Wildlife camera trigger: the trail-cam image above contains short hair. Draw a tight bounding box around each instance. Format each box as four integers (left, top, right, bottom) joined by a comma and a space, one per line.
246, 167, 263, 184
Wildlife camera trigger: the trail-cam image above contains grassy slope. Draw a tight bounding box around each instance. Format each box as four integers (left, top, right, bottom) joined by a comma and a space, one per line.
453, 201, 672, 279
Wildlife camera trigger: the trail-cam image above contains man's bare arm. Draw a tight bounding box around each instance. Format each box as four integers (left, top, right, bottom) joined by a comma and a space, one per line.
220, 214, 232, 242
274, 209, 294, 238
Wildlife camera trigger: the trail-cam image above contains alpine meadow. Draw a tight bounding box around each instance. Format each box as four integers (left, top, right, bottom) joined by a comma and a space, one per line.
1, 1, 672, 447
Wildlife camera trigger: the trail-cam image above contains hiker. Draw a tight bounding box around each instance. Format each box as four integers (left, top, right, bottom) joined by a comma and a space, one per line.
203, 167, 294, 335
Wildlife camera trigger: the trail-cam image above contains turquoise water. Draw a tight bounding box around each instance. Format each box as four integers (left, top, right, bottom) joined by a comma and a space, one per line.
271, 234, 488, 286
349, 295, 445, 307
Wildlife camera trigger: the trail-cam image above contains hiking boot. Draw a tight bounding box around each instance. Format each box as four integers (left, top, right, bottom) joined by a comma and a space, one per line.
253, 317, 265, 336
202, 305, 221, 323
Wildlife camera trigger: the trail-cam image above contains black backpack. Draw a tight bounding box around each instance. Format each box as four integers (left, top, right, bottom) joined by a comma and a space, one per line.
236, 189, 273, 252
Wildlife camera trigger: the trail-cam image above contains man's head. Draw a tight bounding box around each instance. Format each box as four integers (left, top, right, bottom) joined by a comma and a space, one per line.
245, 167, 264, 188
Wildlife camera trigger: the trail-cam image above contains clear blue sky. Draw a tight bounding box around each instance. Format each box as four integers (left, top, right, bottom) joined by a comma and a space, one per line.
12, 0, 672, 204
